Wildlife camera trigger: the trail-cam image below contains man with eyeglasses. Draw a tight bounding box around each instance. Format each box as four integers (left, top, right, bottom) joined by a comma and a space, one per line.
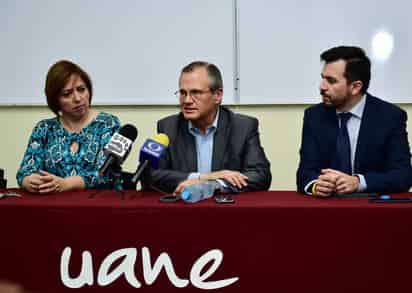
149, 61, 271, 194
297, 46, 412, 197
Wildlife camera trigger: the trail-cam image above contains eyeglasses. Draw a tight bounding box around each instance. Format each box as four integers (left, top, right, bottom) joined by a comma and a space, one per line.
174, 89, 212, 100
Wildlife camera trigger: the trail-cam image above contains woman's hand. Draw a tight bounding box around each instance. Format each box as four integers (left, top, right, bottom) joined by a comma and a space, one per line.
22, 171, 85, 194
38, 170, 66, 194
22, 173, 44, 193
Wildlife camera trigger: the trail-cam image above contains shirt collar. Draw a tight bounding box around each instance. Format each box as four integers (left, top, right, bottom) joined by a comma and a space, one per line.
188, 108, 220, 135
336, 94, 366, 119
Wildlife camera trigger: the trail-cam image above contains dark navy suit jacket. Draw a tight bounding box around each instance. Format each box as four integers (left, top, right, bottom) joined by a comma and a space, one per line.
297, 94, 412, 193
149, 106, 272, 193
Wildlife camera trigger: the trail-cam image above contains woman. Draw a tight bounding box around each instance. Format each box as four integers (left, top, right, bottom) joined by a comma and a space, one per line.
16, 60, 121, 193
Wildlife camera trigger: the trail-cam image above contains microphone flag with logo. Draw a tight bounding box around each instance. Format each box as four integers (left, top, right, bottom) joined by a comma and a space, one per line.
131, 133, 169, 184
99, 124, 138, 176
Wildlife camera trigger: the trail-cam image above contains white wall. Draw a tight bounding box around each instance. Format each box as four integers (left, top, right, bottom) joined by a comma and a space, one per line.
2, 0, 411, 105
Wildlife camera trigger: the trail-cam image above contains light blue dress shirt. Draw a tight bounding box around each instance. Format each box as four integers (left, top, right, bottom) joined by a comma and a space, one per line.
337, 95, 367, 191
187, 110, 219, 180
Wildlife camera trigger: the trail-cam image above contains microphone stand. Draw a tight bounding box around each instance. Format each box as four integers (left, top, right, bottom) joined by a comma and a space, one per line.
99, 156, 115, 177
89, 164, 125, 200
131, 160, 149, 185
112, 164, 125, 200
129, 162, 153, 199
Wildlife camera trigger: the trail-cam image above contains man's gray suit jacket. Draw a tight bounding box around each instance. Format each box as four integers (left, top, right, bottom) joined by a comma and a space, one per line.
148, 106, 272, 193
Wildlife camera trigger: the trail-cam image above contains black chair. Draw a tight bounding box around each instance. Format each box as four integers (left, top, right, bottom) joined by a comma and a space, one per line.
0, 169, 6, 189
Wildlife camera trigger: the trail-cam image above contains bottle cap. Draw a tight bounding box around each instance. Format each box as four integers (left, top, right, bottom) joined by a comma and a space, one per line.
181, 190, 191, 201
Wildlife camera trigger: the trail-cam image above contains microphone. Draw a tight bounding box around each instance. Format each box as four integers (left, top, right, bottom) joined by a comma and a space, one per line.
131, 133, 170, 185
99, 124, 138, 176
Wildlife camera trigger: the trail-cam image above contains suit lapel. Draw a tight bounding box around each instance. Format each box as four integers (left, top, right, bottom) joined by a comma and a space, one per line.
324, 106, 339, 154
177, 117, 197, 171
212, 107, 231, 171
354, 95, 373, 173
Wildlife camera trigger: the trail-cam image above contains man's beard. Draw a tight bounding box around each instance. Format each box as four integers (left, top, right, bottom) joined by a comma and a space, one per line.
320, 90, 333, 106
320, 90, 349, 108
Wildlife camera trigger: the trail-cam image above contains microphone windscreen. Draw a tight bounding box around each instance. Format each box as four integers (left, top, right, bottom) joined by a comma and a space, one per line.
153, 133, 169, 147
119, 124, 138, 142
131, 134, 169, 184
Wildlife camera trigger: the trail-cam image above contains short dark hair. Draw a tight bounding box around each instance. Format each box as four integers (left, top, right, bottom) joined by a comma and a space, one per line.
180, 61, 223, 91
45, 60, 93, 115
320, 46, 371, 94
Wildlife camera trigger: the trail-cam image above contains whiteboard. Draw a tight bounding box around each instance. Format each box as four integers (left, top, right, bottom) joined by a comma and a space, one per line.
0, 0, 235, 105
237, 0, 412, 104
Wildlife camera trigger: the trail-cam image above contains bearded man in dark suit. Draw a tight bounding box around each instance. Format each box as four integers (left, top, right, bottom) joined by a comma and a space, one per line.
297, 46, 412, 196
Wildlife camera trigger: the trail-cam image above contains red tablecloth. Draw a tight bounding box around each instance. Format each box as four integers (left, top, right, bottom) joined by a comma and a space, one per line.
1, 190, 412, 293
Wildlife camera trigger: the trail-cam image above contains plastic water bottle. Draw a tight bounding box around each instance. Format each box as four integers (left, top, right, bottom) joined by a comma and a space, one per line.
181, 181, 217, 203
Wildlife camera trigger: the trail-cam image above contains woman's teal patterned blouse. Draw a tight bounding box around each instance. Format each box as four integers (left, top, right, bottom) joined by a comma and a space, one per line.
16, 112, 121, 189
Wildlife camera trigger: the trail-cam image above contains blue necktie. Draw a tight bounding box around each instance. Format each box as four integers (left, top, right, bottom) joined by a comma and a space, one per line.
333, 112, 352, 174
